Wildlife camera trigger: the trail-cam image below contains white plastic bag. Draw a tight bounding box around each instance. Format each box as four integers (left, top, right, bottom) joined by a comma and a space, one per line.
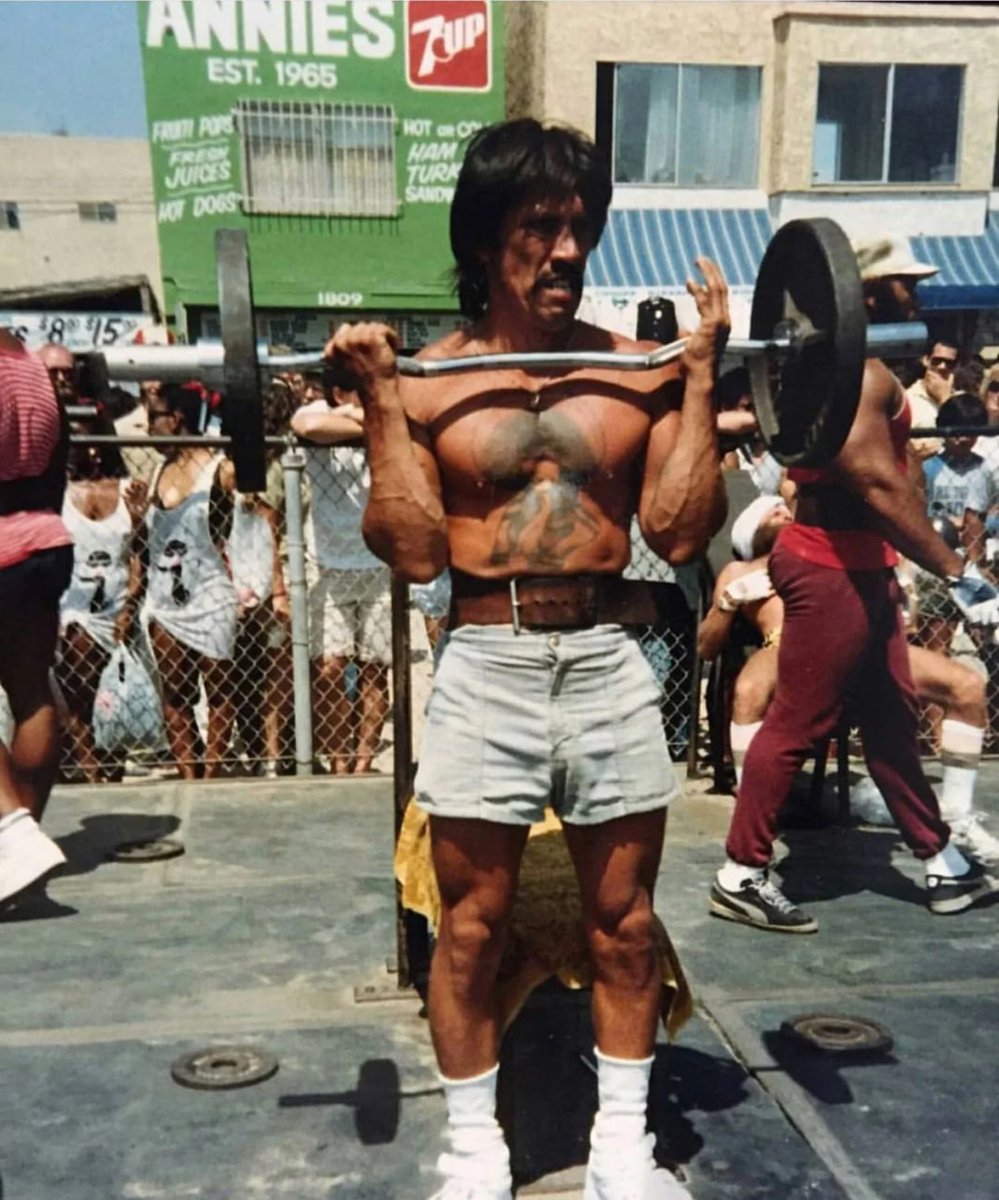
92, 646, 165, 752
227, 500, 275, 608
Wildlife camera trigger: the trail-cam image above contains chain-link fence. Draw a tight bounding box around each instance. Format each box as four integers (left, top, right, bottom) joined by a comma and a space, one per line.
30, 429, 703, 785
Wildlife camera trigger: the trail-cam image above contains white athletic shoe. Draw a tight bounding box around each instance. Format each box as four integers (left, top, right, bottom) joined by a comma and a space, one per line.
428, 1140, 512, 1200
0, 810, 66, 906
584, 1132, 693, 1199
948, 815, 999, 865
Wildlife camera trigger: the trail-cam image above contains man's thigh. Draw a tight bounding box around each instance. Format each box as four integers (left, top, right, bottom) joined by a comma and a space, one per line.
561, 809, 667, 919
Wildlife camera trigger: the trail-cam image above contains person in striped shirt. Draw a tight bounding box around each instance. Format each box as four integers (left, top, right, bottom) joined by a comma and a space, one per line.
0, 330, 74, 908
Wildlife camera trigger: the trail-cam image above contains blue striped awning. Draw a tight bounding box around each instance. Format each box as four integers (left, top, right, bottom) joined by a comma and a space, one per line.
911, 221, 999, 310
585, 208, 773, 290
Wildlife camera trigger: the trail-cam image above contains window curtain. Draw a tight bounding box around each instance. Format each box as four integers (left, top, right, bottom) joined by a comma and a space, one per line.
678, 66, 759, 187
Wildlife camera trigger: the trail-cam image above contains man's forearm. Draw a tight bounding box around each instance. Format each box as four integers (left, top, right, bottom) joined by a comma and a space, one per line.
361, 397, 448, 582
642, 369, 725, 562
861, 476, 963, 578
697, 603, 735, 661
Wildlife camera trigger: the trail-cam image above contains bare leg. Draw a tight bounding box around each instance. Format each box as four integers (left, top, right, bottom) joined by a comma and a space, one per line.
353, 660, 389, 773
562, 809, 667, 1058
262, 642, 292, 765
909, 645, 987, 726
149, 622, 202, 780
0, 606, 62, 819
201, 655, 235, 779
428, 816, 529, 1077
731, 646, 778, 725
313, 655, 351, 773
56, 624, 108, 784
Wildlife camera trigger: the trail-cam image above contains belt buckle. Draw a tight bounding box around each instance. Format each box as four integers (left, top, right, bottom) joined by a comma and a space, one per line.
509, 578, 522, 635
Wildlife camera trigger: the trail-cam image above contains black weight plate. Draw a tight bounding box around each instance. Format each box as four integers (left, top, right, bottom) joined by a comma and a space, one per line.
749, 217, 867, 468
170, 1045, 279, 1091
111, 837, 185, 863
781, 1013, 893, 1055
215, 228, 267, 493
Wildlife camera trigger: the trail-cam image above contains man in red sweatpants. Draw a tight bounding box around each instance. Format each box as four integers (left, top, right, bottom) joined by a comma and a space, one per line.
711, 238, 998, 933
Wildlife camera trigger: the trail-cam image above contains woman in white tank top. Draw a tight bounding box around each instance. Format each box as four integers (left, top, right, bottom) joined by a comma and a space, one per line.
139, 384, 238, 779
57, 410, 147, 783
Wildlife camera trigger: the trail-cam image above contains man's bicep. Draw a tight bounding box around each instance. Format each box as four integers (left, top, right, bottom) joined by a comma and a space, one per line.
407, 416, 445, 499
832, 366, 898, 487
638, 399, 681, 513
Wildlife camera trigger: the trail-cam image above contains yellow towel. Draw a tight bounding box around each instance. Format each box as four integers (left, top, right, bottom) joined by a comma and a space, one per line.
394, 800, 693, 1039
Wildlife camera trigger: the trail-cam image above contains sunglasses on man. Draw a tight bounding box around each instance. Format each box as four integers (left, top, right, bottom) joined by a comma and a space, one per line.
928, 355, 957, 370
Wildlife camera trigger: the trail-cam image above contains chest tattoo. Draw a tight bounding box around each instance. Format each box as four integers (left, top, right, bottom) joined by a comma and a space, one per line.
476, 410, 604, 570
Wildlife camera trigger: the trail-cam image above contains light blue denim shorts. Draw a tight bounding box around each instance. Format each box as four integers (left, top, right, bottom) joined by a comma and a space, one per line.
414, 623, 679, 826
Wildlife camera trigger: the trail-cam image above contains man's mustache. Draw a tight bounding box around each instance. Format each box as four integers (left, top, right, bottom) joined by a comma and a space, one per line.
536, 267, 583, 290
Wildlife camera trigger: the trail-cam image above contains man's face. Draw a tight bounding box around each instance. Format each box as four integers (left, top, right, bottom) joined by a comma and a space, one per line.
985, 375, 999, 425
865, 276, 920, 324
139, 380, 162, 409
483, 193, 594, 335
47, 360, 78, 404
922, 343, 958, 386
943, 432, 976, 462
280, 371, 306, 401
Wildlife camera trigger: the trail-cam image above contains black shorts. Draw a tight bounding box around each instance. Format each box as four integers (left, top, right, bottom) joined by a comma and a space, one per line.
0, 545, 74, 612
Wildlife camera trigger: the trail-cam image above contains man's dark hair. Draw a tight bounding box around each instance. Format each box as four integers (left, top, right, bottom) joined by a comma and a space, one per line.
449, 119, 612, 319
954, 360, 984, 395
937, 391, 986, 430
928, 337, 960, 358
715, 367, 752, 411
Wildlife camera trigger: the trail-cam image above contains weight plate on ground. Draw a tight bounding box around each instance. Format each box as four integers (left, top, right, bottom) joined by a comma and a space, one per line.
749, 217, 867, 468
781, 1013, 893, 1055
111, 837, 185, 863
170, 1045, 279, 1090
216, 228, 266, 493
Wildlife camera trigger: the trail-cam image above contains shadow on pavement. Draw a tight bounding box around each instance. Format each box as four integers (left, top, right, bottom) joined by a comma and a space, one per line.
54, 812, 182, 878
761, 1028, 899, 1106
279, 1058, 442, 1147
776, 825, 926, 908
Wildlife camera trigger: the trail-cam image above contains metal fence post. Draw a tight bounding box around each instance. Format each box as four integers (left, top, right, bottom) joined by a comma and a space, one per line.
281, 446, 314, 775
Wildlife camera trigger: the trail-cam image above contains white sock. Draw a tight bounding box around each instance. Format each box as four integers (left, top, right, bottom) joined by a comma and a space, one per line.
717, 857, 765, 891
939, 719, 983, 824
730, 721, 763, 787
440, 1065, 508, 1160
924, 841, 970, 880
0, 808, 31, 834
591, 1047, 654, 1149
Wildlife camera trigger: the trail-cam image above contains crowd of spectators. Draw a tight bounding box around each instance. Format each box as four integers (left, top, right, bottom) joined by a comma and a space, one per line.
4, 326, 999, 787
714, 339, 999, 762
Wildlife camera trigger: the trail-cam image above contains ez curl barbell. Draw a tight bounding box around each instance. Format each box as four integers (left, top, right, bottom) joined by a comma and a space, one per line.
93, 219, 930, 492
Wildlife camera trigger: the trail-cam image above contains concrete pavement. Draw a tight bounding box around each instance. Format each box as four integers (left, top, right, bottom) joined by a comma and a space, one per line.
2, 764, 997, 1199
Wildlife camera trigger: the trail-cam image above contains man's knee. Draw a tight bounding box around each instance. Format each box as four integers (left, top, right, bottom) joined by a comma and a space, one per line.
586, 890, 657, 967
732, 675, 769, 724
437, 900, 512, 987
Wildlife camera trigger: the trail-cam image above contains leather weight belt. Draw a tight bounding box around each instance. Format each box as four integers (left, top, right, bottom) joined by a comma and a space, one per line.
449, 570, 659, 633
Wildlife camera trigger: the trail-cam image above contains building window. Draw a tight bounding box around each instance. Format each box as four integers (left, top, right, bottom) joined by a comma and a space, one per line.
78, 201, 117, 222
1, 202, 19, 230
993, 108, 999, 188
235, 100, 397, 218
606, 64, 761, 187
813, 64, 962, 185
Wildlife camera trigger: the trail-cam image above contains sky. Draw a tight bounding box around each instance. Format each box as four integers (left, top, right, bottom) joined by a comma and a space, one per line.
0, 0, 148, 137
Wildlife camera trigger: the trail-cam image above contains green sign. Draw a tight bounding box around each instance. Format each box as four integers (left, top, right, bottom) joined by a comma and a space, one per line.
138, 0, 504, 322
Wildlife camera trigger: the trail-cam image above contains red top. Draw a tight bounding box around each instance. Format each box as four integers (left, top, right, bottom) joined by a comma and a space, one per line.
779, 392, 911, 571
0, 344, 72, 570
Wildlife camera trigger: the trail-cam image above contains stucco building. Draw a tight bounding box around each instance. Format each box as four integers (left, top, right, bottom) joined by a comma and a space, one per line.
0, 134, 164, 348
505, 1, 999, 349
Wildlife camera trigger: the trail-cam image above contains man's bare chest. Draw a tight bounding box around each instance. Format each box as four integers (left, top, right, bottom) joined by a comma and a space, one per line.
431, 392, 650, 494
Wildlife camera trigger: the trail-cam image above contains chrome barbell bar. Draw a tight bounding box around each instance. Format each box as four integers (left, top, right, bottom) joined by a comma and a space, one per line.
97, 321, 928, 384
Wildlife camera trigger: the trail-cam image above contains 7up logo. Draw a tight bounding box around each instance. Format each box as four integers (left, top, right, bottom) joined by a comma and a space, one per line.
406, 1, 491, 91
